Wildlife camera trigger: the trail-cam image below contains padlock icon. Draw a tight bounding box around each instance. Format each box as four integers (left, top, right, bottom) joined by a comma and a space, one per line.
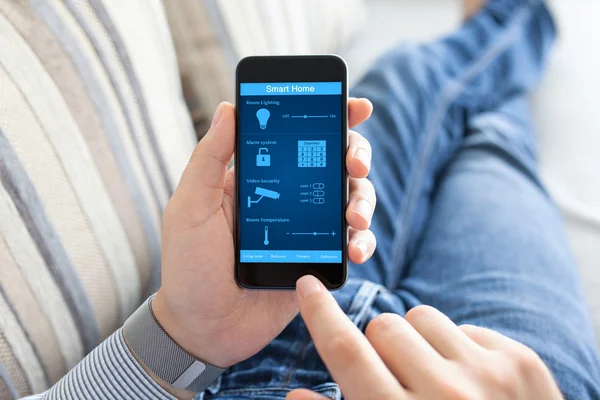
256, 148, 270, 167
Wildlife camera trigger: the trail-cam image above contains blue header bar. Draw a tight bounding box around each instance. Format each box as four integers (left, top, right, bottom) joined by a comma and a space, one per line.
240, 82, 341, 96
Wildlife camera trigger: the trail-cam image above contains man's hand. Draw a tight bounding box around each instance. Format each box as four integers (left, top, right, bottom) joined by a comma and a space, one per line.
153, 99, 376, 371
288, 275, 564, 400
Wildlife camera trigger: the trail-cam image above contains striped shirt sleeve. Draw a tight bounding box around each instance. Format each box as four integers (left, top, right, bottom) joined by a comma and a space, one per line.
21, 329, 176, 399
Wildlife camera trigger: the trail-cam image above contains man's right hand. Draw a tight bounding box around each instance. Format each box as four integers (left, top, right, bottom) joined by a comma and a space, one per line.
288, 275, 563, 400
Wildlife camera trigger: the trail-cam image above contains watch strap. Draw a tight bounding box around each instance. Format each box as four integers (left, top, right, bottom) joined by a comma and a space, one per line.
123, 296, 225, 393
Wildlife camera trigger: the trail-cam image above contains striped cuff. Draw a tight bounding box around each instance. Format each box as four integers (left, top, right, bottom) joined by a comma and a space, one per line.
22, 329, 176, 399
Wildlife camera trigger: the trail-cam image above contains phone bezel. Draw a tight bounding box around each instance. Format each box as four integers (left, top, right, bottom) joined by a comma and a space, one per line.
234, 55, 348, 290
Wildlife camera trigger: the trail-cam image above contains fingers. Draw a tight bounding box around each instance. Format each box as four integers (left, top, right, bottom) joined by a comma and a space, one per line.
175, 103, 235, 212
346, 130, 376, 264
405, 306, 482, 360
348, 228, 376, 264
460, 324, 518, 350
347, 177, 376, 230
460, 325, 562, 399
176, 99, 371, 197
347, 100, 373, 179
346, 130, 372, 179
348, 98, 373, 128
366, 313, 447, 390
296, 275, 406, 399
286, 389, 328, 400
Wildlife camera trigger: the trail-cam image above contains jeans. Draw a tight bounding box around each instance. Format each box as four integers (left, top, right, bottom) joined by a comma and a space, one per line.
200, 1, 600, 398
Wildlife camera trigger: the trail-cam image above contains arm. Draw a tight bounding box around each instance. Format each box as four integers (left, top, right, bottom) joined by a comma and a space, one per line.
22, 330, 177, 400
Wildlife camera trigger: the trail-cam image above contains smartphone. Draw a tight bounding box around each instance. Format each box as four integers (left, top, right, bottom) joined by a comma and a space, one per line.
235, 55, 348, 290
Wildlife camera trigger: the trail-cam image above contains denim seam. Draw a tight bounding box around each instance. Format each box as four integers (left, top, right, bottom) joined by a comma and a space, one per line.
349, 283, 381, 328
388, 1, 537, 289
474, 129, 546, 194
344, 281, 375, 320
278, 336, 311, 389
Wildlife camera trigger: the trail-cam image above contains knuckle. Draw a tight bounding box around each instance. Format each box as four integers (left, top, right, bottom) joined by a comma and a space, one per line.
367, 230, 377, 249
459, 324, 492, 344
323, 333, 359, 360
356, 133, 372, 152
513, 347, 547, 378
366, 179, 377, 207
350, 131, 371, 153
405, 304, 437, 324
364, 178, 376, 196
477, 363, 516, 395
302, 292, 329, 316
352, 179, 376, 206
366, 313, 401, 340
363, 138, 372, 154
435, 379, 477, 400
356, 177, 374, 195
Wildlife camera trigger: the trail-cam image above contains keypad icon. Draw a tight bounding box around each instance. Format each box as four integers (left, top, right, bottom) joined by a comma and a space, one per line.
298, 140, 326, 168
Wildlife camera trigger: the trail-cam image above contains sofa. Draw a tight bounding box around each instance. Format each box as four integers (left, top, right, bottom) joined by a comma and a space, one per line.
0, 1, 598, 398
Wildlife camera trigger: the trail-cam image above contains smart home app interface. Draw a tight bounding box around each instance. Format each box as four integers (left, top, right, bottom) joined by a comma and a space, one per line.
239, 82, 343, 264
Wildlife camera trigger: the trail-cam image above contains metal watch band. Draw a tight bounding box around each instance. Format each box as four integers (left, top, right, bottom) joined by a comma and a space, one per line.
123, 296, 225, 393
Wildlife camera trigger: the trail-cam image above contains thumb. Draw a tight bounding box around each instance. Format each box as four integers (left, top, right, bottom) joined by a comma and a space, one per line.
175, 102, 235, 207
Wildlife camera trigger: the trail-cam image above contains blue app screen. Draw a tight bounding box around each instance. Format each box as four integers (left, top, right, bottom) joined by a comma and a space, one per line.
239, 82, 343, 264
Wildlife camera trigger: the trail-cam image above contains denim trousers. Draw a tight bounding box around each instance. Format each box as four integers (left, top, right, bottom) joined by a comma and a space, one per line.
200, 1, 600, 399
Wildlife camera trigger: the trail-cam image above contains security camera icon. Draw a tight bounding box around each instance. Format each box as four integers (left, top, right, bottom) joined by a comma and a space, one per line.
248, 187, 280, 208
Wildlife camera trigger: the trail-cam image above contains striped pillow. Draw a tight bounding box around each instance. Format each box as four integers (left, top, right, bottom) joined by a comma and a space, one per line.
163, 0, 366, 138
0, 0, 195, 398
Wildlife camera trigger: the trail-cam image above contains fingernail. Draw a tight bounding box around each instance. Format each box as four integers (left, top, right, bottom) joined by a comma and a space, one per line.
354, 199, 372, 221
353, 148, 371, 169
296, 275, 322, 298
355, 240, 368, 258
211, 103, 224, 127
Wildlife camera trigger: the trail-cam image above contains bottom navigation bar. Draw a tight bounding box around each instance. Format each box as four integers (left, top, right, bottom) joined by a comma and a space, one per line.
240, 250, 342, 263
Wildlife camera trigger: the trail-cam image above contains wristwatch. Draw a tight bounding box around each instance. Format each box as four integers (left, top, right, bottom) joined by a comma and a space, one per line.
123, 295, 225, 393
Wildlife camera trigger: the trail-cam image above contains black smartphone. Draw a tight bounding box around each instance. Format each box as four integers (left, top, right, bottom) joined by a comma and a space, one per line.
235, 55, 348, 290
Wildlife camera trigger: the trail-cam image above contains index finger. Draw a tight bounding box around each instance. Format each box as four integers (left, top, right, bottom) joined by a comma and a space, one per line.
296, 276, 406, 399
349, 98, 373, 128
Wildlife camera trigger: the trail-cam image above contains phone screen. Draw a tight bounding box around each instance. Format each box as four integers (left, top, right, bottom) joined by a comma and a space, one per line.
238, 82, 344, 265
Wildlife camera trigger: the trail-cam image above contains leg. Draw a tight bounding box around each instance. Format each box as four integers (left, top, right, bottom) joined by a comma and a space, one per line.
350, 0, 556, 288
202, 2, 592, 396
396, 95, 600, 398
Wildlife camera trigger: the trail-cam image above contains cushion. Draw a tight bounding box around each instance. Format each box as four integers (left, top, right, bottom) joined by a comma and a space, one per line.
0, 1, 366, 397
164, 0, 366, 137
0, 0, 195, 397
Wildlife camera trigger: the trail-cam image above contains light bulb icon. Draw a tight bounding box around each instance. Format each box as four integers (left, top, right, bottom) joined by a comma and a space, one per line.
256, 108, 270, 130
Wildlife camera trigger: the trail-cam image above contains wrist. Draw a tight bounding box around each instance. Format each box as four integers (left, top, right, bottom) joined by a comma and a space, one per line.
152, 290, 234, 369
123, 294, 228, 394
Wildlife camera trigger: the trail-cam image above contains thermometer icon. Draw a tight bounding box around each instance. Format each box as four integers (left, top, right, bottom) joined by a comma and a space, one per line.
264, 226, 269, 245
